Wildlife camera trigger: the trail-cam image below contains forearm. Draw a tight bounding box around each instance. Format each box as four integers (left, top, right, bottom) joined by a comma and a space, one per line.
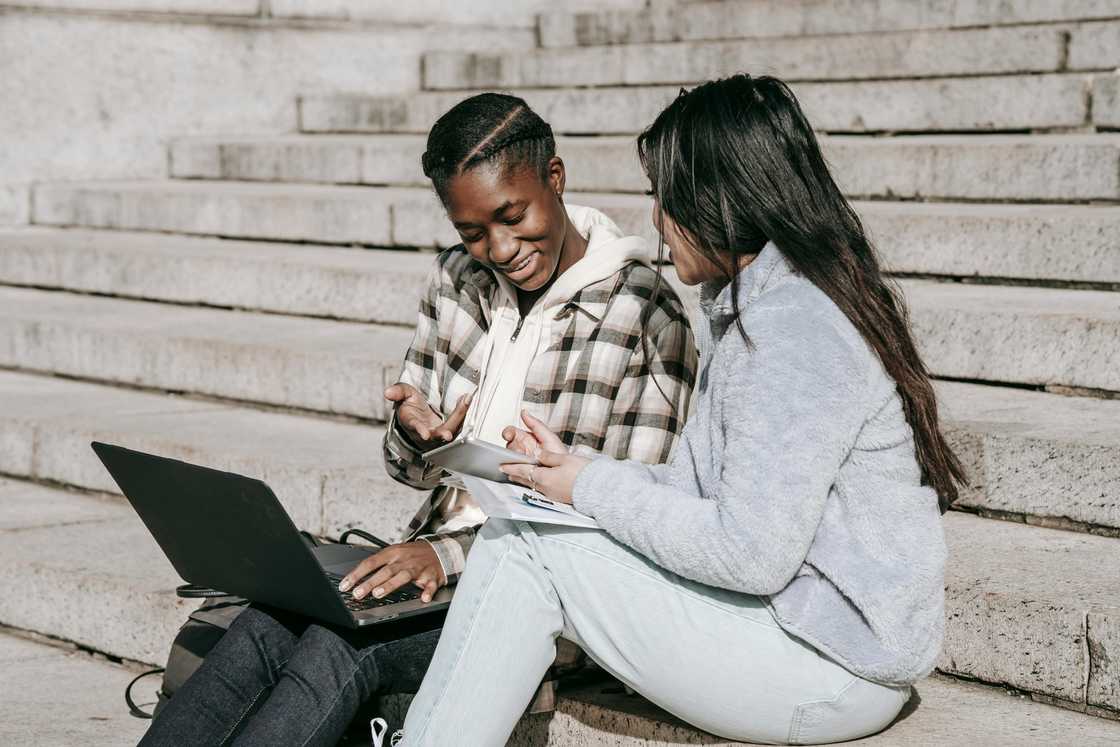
572, 456, 827, 595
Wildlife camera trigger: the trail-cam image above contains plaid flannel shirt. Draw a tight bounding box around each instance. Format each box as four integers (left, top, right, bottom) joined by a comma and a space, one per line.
383, 245, 697, 583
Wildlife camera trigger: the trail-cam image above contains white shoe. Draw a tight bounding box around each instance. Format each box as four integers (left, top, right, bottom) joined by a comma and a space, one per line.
370, 717, 405, 747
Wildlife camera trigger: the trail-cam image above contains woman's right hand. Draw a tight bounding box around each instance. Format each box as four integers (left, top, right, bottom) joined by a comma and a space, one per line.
385, 383, 473, 450
502, 410, 566, 458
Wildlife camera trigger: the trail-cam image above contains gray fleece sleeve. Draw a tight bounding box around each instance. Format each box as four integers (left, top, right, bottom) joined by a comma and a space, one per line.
572, 305, 871, 595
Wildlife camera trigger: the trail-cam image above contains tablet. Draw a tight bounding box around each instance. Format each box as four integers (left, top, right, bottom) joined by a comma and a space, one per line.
423, 437, 539, 483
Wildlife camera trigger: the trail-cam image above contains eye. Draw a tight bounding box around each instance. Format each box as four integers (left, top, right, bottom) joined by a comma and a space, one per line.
502, 210, 527, 226
459, 231, 485, 243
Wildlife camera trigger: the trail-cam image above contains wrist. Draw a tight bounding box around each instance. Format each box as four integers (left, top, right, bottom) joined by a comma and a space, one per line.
416, 535, 453, 584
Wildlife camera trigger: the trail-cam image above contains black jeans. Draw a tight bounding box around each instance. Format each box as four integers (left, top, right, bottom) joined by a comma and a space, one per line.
139, 604, 446, 746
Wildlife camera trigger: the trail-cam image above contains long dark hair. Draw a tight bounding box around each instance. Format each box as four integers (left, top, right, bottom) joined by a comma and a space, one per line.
638, 75, 965, 512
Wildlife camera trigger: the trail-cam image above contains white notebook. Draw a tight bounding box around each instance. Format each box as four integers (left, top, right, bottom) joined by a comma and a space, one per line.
445, 472, 600, 529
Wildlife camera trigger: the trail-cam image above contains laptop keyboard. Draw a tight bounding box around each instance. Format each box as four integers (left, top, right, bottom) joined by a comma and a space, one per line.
325, 572, 423, 612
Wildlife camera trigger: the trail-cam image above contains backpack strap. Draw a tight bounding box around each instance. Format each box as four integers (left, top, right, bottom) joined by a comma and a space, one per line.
125, 668, 165, 719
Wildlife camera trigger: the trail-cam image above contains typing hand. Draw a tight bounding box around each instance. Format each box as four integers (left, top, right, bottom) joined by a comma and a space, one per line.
339, 541, 446, 604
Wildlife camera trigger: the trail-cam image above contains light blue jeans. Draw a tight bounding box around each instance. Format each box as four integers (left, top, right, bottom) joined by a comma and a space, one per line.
400, 519, 909, 745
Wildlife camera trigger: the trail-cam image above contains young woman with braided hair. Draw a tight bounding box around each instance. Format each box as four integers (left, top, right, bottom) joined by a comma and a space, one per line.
139, 93, 697, 746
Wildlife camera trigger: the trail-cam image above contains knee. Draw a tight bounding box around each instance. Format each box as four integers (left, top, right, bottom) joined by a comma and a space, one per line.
296, 624, 392, 674
224, 606, 299, 659
297, 623, 353, 657
288, 625, 386, 694
230, 605, 287, 639
478, 516, 520, 541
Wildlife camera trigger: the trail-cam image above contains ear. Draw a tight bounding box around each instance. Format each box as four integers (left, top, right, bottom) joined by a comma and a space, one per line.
547, 156, 566, 198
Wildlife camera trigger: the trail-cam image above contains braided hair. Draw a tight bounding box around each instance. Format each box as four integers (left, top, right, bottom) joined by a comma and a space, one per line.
422, 93, 556, 196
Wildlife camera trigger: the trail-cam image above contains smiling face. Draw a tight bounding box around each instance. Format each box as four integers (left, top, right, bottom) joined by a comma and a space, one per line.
442, 159, 569, 292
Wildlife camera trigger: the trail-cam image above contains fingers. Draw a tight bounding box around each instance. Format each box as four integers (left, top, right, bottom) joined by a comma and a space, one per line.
500, 462, 534, 487
521, 410, 565, 452
398, 404, 434, 442
418, 577, 439, 604
340, 548, 394, 592
375, 570, 415, 600
384, 382, 417, 403
538, 450, 569, 467
431, 391, 474, 442
503, 427, 541, 458
388, 384, 439, 443
346, 542, 447, 601
352, 564, 398, 600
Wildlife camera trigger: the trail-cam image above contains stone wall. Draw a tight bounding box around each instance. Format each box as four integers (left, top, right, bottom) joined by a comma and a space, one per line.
2, 1, 635, 224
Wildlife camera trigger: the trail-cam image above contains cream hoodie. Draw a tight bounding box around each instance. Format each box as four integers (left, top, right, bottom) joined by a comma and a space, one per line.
431, 203, 651, 531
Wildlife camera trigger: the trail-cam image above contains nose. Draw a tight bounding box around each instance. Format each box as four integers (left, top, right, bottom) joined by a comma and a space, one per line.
488, 227, 521, 267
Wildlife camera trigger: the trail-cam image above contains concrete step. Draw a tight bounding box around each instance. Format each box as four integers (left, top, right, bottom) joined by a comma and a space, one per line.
530, 674, 1120, 745
0, 276, 1116, 529
423, 25, 1068, 90
1098, 74, 1120, 127
0, 481, 191, 665
171, 133, 1120, 202
939, 381, 1120, 533
0, 286, 412, 420
25, 181, 1120, 285
942, 513, 1120, 716
1070, 19, 1120, 70
0, 219, 1115, 376
0, 227, 436, 326
268, 0, 646, 29
7, 223, 1120, 392
300, 73, 1104, 135
902, 280, 1120, 393
862, 202, 1120, 285
538, 0, 1120, 48
0, 370, 419, 538
0, 631, 149, 747
0, 322, 1116, 538
3, 475, 1119, 728
31, 180, 432, 245
6, 232, 1120, 396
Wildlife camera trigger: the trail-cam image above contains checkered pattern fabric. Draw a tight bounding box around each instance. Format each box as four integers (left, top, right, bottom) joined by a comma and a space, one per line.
383, 246, 697, 582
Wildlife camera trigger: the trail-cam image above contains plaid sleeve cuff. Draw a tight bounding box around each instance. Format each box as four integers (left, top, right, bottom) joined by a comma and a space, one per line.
383, 409, 445, 489
417, 527, 476, 584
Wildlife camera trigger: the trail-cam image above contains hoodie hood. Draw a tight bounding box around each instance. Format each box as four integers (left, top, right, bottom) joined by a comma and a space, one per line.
494, 203, 650, 309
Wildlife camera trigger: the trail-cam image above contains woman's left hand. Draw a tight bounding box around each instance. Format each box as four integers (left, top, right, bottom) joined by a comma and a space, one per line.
501, 450, 590, 505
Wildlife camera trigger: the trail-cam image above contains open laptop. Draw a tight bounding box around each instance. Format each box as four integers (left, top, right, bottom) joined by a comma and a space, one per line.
91, 441, 453, 628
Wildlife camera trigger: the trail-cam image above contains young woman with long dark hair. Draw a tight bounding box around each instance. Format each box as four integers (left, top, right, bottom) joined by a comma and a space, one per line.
139, 93, 696, 747
394, 75, 963, 746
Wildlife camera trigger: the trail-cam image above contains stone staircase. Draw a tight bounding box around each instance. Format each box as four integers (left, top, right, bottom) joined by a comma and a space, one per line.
2, 0, 1120, 743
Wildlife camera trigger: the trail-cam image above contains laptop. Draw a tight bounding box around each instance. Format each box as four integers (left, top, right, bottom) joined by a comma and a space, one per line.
91, 441, 453, 628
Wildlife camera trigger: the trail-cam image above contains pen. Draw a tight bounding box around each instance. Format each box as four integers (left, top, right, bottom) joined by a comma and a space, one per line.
523, 492, 556, 505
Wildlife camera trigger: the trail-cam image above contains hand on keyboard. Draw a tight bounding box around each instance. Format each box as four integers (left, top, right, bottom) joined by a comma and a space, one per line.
336, 541, 447, 604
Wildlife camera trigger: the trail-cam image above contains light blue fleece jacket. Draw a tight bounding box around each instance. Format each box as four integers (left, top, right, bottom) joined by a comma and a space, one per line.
571, 242, 948, 685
